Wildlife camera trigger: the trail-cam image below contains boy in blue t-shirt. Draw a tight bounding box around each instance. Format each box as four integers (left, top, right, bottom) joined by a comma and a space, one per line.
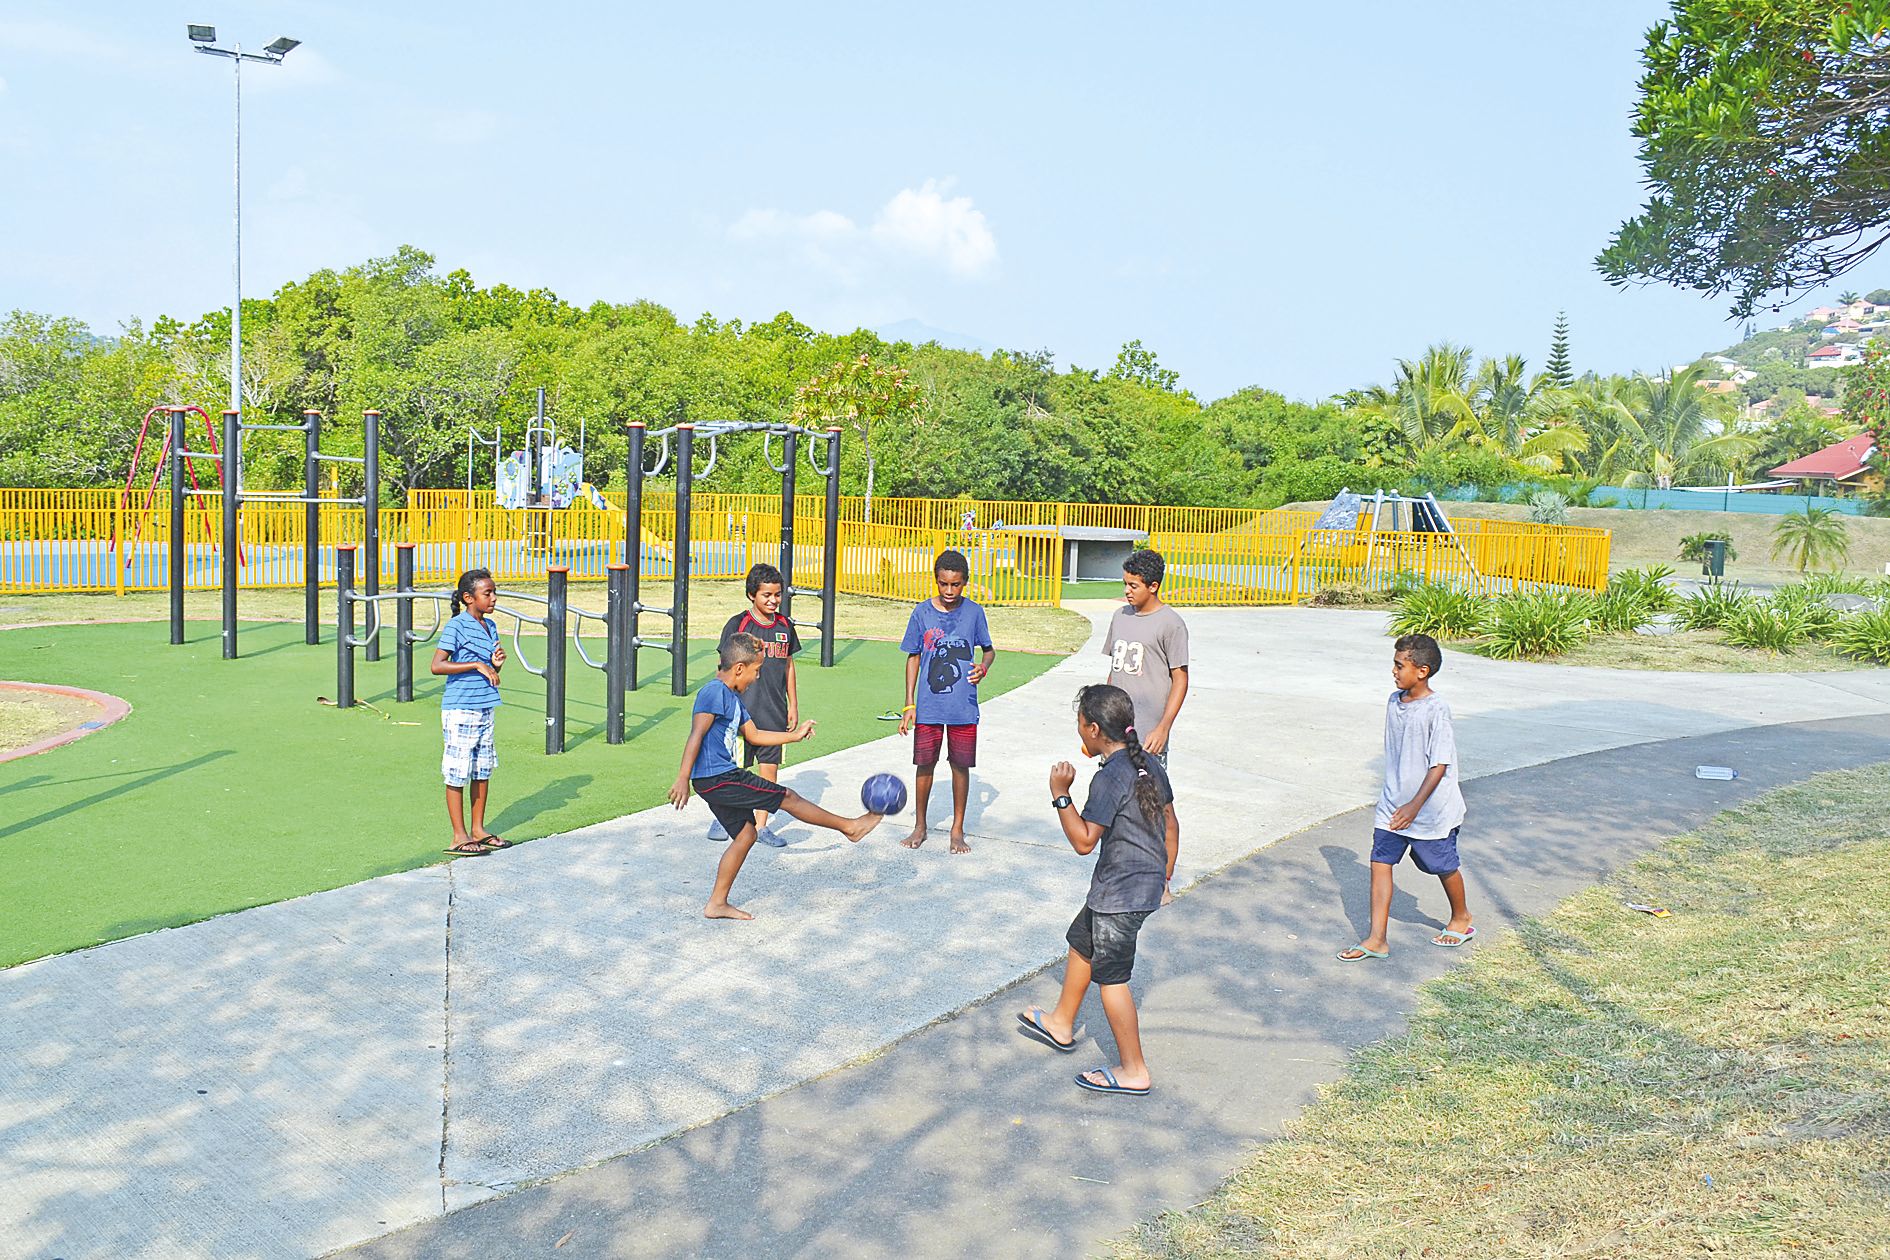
670, 632, 885, 920
431, 568, 509, 856
897, 549, 996, 854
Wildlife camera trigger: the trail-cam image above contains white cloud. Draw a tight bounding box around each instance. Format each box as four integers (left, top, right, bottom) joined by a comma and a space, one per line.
727, 180, 997, 282
870, 179, 997, 276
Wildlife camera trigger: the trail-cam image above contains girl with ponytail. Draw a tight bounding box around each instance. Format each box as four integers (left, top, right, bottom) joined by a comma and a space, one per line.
432, 568, 507, 856
1016, 683, 1179, 1097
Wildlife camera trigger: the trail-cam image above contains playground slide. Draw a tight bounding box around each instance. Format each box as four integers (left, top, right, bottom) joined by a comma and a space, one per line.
580, 481, 612, 512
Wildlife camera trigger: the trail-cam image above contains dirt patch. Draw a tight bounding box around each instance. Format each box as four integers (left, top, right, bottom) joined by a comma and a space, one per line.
0, 681, 132, 761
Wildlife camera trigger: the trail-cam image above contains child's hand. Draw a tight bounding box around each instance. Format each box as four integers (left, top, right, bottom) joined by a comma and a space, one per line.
968, 661, 988, 684
1049, 761, 1077, 796
668, 777, 690, 810
1387, 802, 1418, 831
491, 646, 506, 668
477, 664, 501, 686
898, 708, 914, 736
794, 720, 817, 742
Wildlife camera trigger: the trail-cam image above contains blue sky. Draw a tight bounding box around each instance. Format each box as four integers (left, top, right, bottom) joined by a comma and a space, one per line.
0, 1, 1867, 400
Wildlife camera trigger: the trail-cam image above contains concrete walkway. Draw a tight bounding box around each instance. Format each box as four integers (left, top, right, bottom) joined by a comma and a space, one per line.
340, 713, 1890, 1260
5, 606, 1890, 1258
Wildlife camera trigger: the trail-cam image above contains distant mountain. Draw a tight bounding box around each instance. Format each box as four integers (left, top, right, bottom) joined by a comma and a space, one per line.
874, 319, 996, 355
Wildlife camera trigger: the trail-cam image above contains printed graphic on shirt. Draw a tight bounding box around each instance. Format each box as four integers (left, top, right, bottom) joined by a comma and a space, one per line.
1109, 639, 1146, 676
921, 626, 976, 694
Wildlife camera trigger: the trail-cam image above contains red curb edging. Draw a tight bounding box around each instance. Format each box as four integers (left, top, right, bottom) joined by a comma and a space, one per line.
0, 680, 133, 764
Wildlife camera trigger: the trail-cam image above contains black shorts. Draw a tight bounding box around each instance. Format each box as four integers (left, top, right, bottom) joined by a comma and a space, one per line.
742, 738, 782, 768
1066, 906, 1153, 986
693, 769, 788, 838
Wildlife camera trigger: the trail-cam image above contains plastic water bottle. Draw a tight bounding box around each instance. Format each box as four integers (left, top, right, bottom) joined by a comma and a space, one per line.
1694, 765, 1738, 780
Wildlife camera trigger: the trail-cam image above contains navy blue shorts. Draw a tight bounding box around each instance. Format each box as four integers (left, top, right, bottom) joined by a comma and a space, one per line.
1370, 826, 1461, 875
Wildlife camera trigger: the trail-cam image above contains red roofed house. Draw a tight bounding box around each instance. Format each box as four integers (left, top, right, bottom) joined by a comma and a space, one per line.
1770, 433, 1883, 496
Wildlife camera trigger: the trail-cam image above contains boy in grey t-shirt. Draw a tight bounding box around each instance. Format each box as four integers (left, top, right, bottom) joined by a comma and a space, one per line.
1103, 549, 1189, 765
1338, 633, 1475, 961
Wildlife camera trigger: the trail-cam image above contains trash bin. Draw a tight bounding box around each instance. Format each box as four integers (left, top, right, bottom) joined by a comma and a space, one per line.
1702, 537, 1728, 578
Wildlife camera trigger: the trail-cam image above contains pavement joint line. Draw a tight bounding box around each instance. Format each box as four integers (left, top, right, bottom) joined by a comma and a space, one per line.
436, 860, 456, 1213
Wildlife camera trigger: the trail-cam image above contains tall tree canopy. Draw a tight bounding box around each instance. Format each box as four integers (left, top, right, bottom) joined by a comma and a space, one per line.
1599, 0, 1890, 316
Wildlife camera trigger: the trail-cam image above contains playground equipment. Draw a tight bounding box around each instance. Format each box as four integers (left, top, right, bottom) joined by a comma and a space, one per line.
170, 406, 380, 659
624, 416, 843, 697
333, 543, 635, 753
1303, 487, 1482, 588
115, 405, 225, 565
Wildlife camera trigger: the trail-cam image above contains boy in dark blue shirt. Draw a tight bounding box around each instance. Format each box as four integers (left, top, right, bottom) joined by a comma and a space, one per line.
671, 632, 884, 920
897, 549, 995, 854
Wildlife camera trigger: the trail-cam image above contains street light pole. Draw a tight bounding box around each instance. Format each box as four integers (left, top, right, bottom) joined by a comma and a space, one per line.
187, 25, 299, 420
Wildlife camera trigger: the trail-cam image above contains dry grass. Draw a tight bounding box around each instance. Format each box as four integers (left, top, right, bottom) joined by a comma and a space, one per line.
0, 581, 1094, 655
0, 694, 76, 751
1502, 629, 1864, 674
1113, 765, 1890, 1259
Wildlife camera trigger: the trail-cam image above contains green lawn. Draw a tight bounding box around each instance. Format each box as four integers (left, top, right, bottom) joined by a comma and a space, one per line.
1115, 765, 1890, 1259
0, 620, 1065, 967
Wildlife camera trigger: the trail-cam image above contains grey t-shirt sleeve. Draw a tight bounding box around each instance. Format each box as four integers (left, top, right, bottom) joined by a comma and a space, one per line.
1162, 611, 1189, 671
1427, 702, 1457, 767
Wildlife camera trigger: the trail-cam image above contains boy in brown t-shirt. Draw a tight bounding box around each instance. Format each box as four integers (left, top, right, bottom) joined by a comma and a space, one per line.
1102, 549, 1189, 767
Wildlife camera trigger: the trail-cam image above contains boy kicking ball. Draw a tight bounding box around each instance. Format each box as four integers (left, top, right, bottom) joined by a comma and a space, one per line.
1338, 633, 1474, 961
671, 633, 882, 920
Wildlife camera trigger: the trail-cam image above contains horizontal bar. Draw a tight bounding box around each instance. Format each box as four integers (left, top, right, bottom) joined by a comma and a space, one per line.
175, 450, 224, 461
239, 422, 313, 433
787, 586, 828, 598
353, 591, 455, 604
632, 602, 673, 617
311, 454, 365, 465
631, 637, 675, 653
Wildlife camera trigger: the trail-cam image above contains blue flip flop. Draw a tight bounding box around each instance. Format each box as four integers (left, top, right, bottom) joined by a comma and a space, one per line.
1336, 945, 1389, 962
1432, 926, 1477, 948
1017, 1009, 1076, 1052
1075, 1067, 1149, 1096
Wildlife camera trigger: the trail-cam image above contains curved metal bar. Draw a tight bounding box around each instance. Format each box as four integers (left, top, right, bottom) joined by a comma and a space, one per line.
763, 430, 789, 473
494, 605, 548, 678
343, 597, 383, 650
643, 432, 671, 477
570, 606, 608, 672
808, 435, 835, 476
405, 596, 445, 646
694, 432, 719, 479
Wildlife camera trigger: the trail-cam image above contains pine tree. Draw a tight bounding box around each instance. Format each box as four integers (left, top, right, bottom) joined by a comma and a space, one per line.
1545, 311, 1575, 388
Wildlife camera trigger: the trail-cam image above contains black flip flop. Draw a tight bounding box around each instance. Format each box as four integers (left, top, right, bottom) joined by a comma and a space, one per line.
1075, 1067, 1149, 1096
444, 841, 494, 857
472, 834, 512, 849
1017, 1009, 1076, 1052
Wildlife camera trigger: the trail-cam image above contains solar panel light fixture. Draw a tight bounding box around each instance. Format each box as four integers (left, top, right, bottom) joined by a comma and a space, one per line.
187, 24, 217, 42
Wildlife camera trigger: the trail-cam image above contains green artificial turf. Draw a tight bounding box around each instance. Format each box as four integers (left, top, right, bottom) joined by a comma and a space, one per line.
0, 621, 1065, 967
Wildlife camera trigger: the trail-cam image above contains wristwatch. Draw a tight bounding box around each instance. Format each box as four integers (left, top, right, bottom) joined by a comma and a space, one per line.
1051, 795, 1073, 810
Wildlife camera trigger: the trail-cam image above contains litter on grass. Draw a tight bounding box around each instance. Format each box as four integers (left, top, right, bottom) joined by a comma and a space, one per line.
1626, 902, 1671, 917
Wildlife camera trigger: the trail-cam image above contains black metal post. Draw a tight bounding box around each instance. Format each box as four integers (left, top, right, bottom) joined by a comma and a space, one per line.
779, 428, 798, 621
221, 408, 239, 659
821, 425, 841, 668
396, 543, 415, 703
304, 409, 321, 645
606, 562, 628, 744
336, 545, 356, 708
169, 406, 186, 646
363, 409, 381, 662
625, 421, 645, 692
546, 565, 568, 754
671, 425, 694, 696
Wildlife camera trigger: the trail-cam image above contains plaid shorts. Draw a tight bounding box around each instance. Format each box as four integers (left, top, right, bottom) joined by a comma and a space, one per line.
442, 707, 498, 786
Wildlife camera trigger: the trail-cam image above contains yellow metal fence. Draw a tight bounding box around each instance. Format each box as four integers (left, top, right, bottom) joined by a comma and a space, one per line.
0, 488, 1608, 606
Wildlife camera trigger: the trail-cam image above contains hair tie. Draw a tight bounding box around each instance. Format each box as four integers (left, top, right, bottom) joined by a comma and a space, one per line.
1135, 767, 1149, 778
1124, 725, 1135, 734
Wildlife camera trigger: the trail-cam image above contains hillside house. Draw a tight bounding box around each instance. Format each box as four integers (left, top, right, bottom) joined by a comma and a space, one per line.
1770, 433, 1883, 496
1808, 343, 1863, 368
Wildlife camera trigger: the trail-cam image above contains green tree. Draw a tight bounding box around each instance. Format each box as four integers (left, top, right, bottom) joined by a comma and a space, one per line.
1599, 0, 1890, 315
1748, 400, 1844, 477
793, 353, 922, 520
1545, 311, 1575, 387
1840, 289, 1862, 304
1108, 339, 1181, 394
1594, 365, 1758, 487
1867, 288, 1890, 305
1772, 503, 1853, 571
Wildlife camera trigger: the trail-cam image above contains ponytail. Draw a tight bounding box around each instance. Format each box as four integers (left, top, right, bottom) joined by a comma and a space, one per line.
1074, 684, 1164, 828
452, 567, 494, 614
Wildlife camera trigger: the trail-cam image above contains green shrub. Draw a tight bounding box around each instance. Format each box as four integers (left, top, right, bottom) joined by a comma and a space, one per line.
1677, 531, 1737, 564
1591, 585, 1655, 633
1830, 606, 1890, 664
1609, 564, 1678, 612
1677, 580, 1750, 630
1526, 490, 1570, 526
1389, 581, 1487, 639
1767, 582, 1843, 639
1480, 589, 1592, 660
1721, 600, 1808, 652
1308, 580, 1378, 607
1802, 572, 1873, 597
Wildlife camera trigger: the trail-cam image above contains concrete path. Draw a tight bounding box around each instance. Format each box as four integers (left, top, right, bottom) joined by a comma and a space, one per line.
339, 713, 1890, 1260
5, 606, 1890, 1258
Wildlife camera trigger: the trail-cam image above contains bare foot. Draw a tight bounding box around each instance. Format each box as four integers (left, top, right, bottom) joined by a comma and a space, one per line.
949, 829, 970, 854
842, 813, 883, 844
1021, 1005, 1075, 1046
704, 902, 754, 921
901, 825, 927, 849
1079, 1065, 1151, 1092
1160, 887, 1176, 906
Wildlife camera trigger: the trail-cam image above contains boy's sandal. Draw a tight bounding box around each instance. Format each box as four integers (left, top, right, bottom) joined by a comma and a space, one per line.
1074, 1067, 1149, 1096
1017, 1008, 1076, 1052
445, 841, 493, 856
1336, 945, 1389, 962
472, 833, 511, 849
1432, 926, 1477, 948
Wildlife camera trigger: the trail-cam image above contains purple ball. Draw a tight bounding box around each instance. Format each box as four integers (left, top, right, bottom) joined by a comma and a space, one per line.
861, 772, 908, 815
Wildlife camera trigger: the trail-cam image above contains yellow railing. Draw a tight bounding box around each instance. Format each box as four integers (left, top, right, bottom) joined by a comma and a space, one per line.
0, 489, 1609, 605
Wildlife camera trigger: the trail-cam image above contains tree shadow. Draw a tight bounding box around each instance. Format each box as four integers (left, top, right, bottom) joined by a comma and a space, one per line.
0, 751, 235, 843
485, 776, 593, 837
1320, 843, 1443, 938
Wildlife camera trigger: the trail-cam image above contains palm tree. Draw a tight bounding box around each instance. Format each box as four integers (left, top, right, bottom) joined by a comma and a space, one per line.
1593, 365, 1757, 489
1772, 505, 1852, 572
1470, 355, 1591, 472
1840, 289, 1861, 305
